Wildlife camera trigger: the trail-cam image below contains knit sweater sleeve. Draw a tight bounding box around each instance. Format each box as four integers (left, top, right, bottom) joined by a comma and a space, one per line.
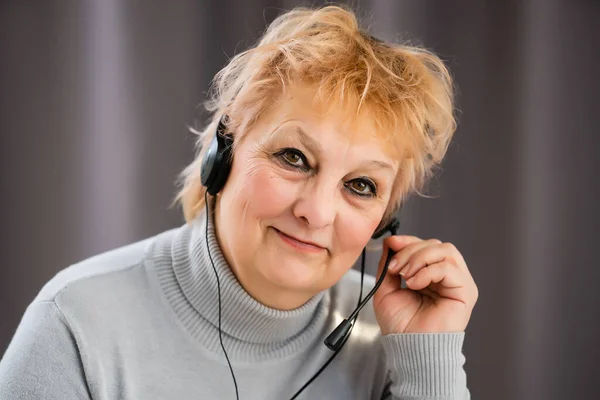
0, 301, 92, 400
379, 333, 470, 400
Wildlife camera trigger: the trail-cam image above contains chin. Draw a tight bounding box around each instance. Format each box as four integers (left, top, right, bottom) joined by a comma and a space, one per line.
259, 252, 324, 292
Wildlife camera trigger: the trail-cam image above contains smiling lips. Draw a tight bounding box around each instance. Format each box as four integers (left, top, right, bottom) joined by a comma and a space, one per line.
273, 228, 326, 253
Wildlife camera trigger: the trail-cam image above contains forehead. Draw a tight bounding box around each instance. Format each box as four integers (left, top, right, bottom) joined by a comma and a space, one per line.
252, 83, 400, 160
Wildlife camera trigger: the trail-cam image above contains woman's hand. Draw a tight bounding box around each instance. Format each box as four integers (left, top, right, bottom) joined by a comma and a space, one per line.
372, 235, 478, 335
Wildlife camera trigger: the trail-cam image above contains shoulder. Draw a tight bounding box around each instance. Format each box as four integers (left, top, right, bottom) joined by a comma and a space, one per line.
25, 226, 186, 345
35, 227, 179, 307
36, 239, 148, 302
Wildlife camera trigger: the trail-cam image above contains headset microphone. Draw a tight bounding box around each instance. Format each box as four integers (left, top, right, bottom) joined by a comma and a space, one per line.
324, 220, 399, 351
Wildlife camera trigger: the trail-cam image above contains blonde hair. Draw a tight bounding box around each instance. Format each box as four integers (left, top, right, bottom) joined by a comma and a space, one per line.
174, 4, 457, 229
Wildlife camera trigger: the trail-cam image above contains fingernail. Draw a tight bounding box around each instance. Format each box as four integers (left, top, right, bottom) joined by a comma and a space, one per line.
406, 277, 415, 284
399, 264, 409, 276
388, 259, 398, 271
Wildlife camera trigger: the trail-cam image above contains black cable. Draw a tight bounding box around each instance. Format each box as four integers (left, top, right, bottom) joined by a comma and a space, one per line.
288, 248, 367, 400
204, 191, 240, 400
345, 249, 394, 322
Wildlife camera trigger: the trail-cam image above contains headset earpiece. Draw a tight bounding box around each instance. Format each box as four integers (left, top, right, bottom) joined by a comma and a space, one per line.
201, 115, 234, 195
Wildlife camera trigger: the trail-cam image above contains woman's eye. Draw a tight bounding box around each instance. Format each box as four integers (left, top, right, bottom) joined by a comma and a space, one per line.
346, 178, 377, 197
282, 151, 302, 165
276, 148, 308, 169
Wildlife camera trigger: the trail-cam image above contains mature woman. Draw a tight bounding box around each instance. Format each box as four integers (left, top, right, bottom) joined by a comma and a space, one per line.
0, 5, 478, 400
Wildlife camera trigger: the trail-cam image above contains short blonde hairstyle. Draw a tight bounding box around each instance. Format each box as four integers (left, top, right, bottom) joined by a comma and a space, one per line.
174, 5, 456, 229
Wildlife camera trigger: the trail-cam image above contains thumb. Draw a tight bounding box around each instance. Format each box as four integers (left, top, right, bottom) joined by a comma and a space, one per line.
373, 236, 421, 302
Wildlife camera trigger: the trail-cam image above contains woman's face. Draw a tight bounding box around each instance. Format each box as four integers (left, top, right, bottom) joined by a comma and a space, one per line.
215, 83, 399, 309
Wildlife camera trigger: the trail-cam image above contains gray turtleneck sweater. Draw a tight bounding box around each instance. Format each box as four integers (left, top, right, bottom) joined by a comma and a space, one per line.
0, 212, 470, 399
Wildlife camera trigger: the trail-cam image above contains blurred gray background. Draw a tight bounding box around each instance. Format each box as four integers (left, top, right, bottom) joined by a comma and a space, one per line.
1, 1, 599, 399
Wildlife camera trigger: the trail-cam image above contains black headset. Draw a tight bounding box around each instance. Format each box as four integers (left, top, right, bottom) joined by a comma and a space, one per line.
200, 115, 234, 195
200, 115, 400, 400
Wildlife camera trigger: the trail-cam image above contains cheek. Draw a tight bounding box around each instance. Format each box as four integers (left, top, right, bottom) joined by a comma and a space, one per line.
235, 161, 298, 220
332, 207, 382, 272
317, 212, 381, 291
337, 214, 380, 254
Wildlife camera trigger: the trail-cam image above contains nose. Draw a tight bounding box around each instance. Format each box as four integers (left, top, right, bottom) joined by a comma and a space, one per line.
292, 179, 337, 230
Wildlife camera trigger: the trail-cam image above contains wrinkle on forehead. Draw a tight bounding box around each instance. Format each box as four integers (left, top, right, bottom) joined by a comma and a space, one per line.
268, 83, 404, 161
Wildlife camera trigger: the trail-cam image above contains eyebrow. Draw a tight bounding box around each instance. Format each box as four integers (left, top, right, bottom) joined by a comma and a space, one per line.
276, 125, 396, 172
289, 126, 323, 155
361, 159, 396, 171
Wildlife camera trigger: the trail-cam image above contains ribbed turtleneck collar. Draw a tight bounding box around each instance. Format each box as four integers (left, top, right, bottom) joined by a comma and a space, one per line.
149, 208, 329, 362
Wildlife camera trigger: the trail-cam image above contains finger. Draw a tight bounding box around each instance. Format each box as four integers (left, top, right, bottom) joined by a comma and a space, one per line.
405, 261, 468, 303
384, 235, 423, 253
405, 261, 462, 290
377, 236, 422, 276
401, 242, 462, 279
388, 239, 442, 273
375, 237, 441, 302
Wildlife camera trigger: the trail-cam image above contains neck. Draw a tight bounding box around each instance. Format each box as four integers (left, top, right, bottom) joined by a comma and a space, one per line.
213, 196, 316, 310
229, 266, 316, 311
